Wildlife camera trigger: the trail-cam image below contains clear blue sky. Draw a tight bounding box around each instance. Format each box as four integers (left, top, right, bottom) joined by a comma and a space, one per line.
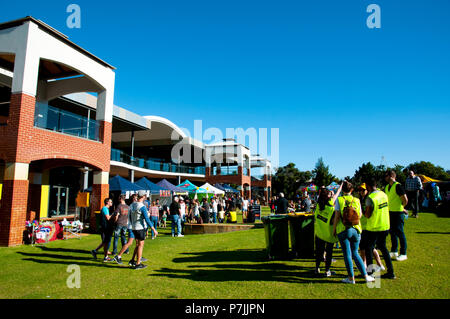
2, 0, 450, 178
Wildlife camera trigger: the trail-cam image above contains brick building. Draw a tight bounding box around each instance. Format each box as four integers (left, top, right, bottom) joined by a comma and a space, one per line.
0, 17, 272, 247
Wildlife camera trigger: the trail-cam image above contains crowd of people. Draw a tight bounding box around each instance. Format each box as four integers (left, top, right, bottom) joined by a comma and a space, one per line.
90, 192, 258, 269
89, 169, 441, 276
268, 169, 427, 284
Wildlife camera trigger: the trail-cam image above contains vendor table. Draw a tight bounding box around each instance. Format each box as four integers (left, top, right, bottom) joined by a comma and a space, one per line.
63, 224, 82, 240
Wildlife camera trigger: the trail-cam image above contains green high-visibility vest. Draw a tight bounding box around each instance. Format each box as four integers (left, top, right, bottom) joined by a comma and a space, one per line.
385, 182, 404, 212
336, 195, 362, 235
314, 200, 338, 243
366, 190, 390, 232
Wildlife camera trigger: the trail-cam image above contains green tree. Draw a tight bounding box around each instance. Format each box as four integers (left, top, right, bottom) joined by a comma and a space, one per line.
406, 161, 450, 181
352, 162, 388, 187
272, 163, 312, 199
312, 157, 336, 188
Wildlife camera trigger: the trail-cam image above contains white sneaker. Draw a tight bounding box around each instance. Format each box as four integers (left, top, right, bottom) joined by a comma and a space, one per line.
396, 255, 407, 261
390, 252, 398, 259
325, 270, 336, 277
341, 278, 355, 284
365, 275, 375, 282
177, 234, 184, 237
373, 265, 385, 272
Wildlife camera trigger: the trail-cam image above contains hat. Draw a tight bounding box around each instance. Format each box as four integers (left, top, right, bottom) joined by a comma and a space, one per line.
359, 183, 366, 190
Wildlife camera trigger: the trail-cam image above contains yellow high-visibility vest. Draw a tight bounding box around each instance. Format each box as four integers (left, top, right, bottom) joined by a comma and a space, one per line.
366, 190, 390, 232
385, 182, 404, 212
314, 200, 338, 243
336, 195, 362, 235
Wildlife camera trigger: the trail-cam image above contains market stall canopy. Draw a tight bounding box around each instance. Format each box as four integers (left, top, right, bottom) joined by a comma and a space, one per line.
213, 183, 227, 192
200, 182, 225, 195
156, 179, 188, 195
418, 174, 442, 183
302, 183, 318, 192
326, 182, 340, 192
135, 177, 170, 196
177, 180, 209, 193
222, 184, 240, 193
109, 175, 145, 192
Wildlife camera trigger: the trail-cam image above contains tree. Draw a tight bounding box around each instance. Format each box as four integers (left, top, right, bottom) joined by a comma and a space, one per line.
406, 161, 450, 181
272, 163, 312, 199
352, 162, 388, 187
312, 157, 336, 188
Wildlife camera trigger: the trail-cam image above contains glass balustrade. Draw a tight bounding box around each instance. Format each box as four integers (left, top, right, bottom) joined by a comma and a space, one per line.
34, 102, 100, 141
111, 148, 205, 175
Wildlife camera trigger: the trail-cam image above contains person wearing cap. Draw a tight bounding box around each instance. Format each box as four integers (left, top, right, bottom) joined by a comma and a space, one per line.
385, 170, 408, 261
358, 183, 385, 271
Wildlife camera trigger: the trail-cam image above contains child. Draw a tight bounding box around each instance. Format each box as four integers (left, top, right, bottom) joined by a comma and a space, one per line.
161, 210, 167, 228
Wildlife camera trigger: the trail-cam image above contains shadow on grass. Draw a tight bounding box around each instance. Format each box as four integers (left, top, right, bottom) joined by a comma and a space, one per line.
151, 249, 347, 284
33, 246, 94, 255
416, 232, 450, 235
16, 252, 132, 269
150, 266, 343, 284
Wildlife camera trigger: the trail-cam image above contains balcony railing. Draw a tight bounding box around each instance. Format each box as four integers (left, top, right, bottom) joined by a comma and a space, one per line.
34, 102, 100, 141
111, 148, 206, 175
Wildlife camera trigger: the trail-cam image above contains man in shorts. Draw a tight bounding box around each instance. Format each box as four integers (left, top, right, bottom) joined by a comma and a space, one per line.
128, 194, 158, 269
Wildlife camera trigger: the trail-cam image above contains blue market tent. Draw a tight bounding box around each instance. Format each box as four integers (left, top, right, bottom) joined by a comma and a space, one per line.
84, 175, 144, 193
135, 177, 169, 195
213, 183, 227, 192
221, 184, 240, 194
156, 179, 188, 195
109, 175, 145, 193
177, 180, 208, 193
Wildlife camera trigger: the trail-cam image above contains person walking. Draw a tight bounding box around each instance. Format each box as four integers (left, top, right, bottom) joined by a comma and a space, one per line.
180, 198, 186, 234
405, 170, 423, 218
314, 186, 341, 277
113, 194, 148, 267
112, 195, 130, 255
364, 178, 396, 279
169, 196, 183, 237
333, 181, 375, 284
91, 198, 116, 262
128, 194, 158, 270
385, 170, 408, 261
242, 197, 249, 222
211, 197, 218, 223
149, 201, 160, 240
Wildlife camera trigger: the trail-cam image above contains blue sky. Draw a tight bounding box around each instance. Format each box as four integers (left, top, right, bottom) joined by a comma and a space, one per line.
2, 0, 450, 178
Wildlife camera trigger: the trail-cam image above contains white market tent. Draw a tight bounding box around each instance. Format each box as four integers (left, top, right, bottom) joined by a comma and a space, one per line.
200, 182, 225, 195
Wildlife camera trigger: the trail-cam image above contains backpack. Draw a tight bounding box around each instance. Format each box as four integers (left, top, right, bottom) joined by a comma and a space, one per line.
342, 197, 360, 227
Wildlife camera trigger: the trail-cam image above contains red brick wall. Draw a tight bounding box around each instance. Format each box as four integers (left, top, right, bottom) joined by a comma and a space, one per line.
0, 180, 29, 246
89, 183, 109, 231
0, 93, 113, 245
0, 93, 112, 171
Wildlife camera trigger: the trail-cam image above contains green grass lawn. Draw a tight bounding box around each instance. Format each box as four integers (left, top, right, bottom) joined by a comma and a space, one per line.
0, 207, 449, 299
